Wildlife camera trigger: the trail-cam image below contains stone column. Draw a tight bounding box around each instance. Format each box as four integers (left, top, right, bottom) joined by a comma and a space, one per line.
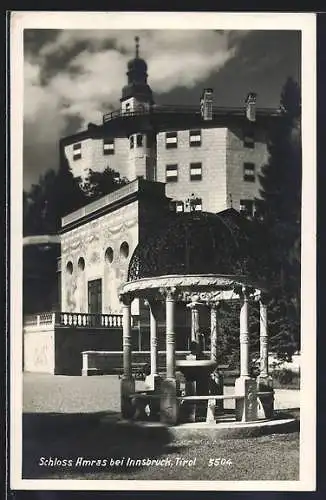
144, 299, 160, 390
235, 286, 258, 422
239, 286, 250, 378
160, 287, 179, 425
210, 301, 220, 363
257, 292, 274, 418
122, 295, 133, 378
209, 301, 224, 414
186, 295, 203, 344
259, 295, 268, 378
166, 288, 176, 379
119, 293, 135, 419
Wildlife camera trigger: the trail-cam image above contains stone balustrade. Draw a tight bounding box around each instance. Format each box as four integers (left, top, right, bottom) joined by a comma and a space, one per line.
23, 312, 140, 330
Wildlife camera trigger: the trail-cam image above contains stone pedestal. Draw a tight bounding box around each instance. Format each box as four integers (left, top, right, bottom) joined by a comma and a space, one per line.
209, 370, 224, 414
257, 376, 274, 419
235, 377, 258, 422
160, 378, 179, 426
120, 377, 135, 419
206, 399, 217, 424
145, 373, 162, 418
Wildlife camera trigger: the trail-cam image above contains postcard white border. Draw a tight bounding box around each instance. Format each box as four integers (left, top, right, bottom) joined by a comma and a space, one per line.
10, 11, 316, 491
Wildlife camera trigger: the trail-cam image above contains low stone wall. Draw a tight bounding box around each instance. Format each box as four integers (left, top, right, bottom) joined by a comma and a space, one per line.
24, 325, 137, 375
81, 350, 212, 376
24, 328, 55, 374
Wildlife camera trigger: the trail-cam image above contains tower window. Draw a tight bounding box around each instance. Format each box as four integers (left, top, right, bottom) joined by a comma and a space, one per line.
244, 129, 255, 148
136, 134, 143, 147
189, 130, 202, 147
103, 138, 115, 155
176, 201, 184, 213
129, 135, 134, 149
165, 131, 178, 149
190, 162, 202, 181
72, 143, 82, 160
240, 199, 254, 217
243, 162, 255, 182
165, 164, 178, 182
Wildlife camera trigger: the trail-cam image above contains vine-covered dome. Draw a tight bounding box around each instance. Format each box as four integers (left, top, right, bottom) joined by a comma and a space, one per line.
128, 209, 257, 282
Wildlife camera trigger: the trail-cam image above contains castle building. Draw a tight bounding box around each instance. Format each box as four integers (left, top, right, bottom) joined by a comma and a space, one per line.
59, 37, 281, 319
60, 37, 280, 218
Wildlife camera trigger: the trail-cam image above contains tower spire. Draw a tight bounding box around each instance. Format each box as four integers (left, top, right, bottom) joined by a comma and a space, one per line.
135, 36, 140, 58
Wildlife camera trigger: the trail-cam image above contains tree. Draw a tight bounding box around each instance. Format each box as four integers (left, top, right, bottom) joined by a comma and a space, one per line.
23, 164, 86, 236
23, 160, 129, 236
83, 166, 129, 200
255, 77, 302, 358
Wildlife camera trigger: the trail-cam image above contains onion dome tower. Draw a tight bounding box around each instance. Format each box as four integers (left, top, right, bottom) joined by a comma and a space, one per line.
120, 36, 154, 114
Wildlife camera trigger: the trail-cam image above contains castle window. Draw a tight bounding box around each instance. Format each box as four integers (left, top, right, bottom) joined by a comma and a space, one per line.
72, 143, 82, 161
120, 241, 129, 259
136, 134, 143, 147
189, 129, 201, 147
166, 164, 178, 182
165, 131, 178, 149
78, 257, 85, 271
190, 162, 202, 181
244, 129, 255, 148
243, 162, 255, 182
66, 261, 73, 274
240, 199, 254, 216
194, 198, 202, 211
105, 247, 114, 264
129, 135, 134, 149
176, 201, 184, 213
103, 138, 115, 155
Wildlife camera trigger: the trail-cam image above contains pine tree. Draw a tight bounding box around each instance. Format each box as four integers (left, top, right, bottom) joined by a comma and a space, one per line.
256, 77, 302, 358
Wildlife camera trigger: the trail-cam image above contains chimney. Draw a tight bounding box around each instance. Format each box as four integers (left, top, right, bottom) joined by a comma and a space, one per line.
200, 88, 213, 120
245, 92, 257, 122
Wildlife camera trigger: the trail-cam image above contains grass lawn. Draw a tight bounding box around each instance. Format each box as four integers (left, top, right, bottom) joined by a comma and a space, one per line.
23, 373, 300, 481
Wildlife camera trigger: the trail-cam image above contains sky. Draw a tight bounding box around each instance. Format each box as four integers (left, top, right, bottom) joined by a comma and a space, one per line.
23, 29, 301, 189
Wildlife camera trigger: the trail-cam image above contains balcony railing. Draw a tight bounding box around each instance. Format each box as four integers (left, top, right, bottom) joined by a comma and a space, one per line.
102, 104, 281, 123
24, 312, 140, 329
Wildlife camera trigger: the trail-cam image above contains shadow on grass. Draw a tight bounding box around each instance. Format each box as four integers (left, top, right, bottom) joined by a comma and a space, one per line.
23, 410, 184, 479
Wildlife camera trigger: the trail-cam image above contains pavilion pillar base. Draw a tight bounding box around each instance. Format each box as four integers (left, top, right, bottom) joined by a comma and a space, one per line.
146, 373, 162, 391
160, 378, 179, 426
257, 375, 274, 419
209, 370, 224, 414
147, 374, 162, 418
235, 377, 258, 422
182, 380, 208, 423
120, 376, 135, 420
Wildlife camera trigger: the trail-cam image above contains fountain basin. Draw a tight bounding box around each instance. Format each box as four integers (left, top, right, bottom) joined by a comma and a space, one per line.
176, 359, 217, 381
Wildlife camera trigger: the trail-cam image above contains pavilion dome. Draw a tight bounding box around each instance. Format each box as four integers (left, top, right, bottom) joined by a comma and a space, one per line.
127, 209, 258, 282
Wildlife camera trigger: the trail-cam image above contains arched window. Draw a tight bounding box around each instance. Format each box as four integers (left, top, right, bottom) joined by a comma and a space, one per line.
120, 241, 129, 259
66, 261, 73, 274
105, 247, 114, 264
78, 257, 85, 271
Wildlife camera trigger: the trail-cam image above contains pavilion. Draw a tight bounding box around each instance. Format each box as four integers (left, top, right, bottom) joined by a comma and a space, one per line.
118, 209, 274, 426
